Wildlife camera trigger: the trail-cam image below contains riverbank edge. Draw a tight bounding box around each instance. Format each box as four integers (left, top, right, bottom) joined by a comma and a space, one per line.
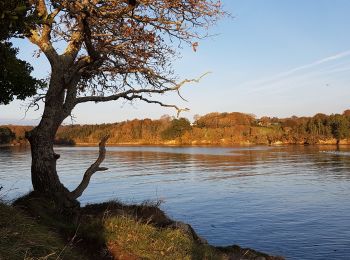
75, 138, 350, 146
2, 138, 350, 148
1, 192, 284, 260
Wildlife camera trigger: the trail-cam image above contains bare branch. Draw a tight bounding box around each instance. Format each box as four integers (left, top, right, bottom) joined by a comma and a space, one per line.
135, 95, 190, 117
63, 19, 85, 62
22, 0, 224, 199
47, 7, 62, 23
75, 72, 211, 105
70, 135, 109, 199
171, 72, 212, 101
28, 30, 58, 64
34, 0, 48, 17
26, 0, 60, 64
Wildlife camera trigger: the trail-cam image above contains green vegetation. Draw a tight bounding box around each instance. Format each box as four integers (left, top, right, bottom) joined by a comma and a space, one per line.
161, 117, 192, 140
0, 125, 32, 145
0, 42, 42, 105
0, 0, 43, 105
329, 114, 350, 144
0, 127, 15, 144
0, 193, 281, 259
0, 0, 33, 38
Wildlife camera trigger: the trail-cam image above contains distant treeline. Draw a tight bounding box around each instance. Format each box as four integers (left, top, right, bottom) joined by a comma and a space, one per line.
2, 110, 350, 146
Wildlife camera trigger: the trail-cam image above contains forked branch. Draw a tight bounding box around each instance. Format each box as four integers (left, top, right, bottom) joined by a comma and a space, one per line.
74, 72, 211, 116
70, 135, 109, 199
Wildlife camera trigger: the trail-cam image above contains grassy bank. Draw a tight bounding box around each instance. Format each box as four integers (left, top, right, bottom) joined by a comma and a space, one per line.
0, 201, 81, 259
0, 193, 284, 259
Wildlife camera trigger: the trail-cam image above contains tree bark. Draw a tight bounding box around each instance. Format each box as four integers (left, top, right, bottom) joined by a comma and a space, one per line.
26, 125, 80, 212
25, 63, 108, 205
27, 129, 67, 193
26, 67, 70, 195
70, 136, 109, 199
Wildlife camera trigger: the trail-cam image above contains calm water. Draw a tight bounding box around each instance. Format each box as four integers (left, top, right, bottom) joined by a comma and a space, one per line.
1, 145, 350, 259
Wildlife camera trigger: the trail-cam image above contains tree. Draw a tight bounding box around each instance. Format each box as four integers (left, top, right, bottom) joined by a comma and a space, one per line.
0, 127, 16, 144
329, 114, 350, 144
343, 109, 350, 117
7, 0, 223, 203
0, 0, 43, 104
161, 118, 192, 140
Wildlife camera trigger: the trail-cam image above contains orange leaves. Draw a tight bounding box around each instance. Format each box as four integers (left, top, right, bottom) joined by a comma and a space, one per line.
29, 0, 224, 114
192, 41, 198, 52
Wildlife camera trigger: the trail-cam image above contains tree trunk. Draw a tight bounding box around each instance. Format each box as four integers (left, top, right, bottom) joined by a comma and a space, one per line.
27, 128, 67, 194
24, 61, 93, 208
26, 67, 72, 197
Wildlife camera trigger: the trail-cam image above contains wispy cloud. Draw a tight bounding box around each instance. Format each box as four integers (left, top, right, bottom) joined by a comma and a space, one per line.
239, 50, 350, 93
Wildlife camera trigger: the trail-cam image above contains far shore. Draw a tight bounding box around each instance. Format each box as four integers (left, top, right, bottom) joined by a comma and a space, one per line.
2, 141, 350, 148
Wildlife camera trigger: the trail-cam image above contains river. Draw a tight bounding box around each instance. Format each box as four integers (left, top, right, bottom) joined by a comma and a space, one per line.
1, 145, 350, 259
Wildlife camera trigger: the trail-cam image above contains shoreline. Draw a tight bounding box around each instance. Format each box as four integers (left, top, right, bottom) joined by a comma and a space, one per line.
1, 192, 285, 259
75, 140, 350, 146
2, 141, 350, 148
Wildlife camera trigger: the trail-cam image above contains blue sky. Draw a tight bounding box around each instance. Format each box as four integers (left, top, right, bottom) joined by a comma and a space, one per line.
1, 0, 350, 124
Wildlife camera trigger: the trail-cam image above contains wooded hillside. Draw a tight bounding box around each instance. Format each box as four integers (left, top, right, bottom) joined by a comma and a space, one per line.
3, 110, 350, 146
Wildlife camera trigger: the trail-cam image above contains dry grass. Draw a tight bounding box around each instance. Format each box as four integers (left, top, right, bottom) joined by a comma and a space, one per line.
104, 215, 221, 260
0, 202, 81, 260
1, 194, 283, 260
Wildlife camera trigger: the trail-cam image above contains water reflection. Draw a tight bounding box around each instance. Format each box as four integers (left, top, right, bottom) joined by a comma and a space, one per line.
1, 145, 350, 259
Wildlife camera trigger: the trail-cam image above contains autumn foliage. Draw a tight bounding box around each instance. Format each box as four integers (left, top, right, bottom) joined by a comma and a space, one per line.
54, 110, 350, 145
4, 111, 350, 146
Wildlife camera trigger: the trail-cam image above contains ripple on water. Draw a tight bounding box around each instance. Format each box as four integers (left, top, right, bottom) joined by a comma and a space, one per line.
1, 145, 350, 259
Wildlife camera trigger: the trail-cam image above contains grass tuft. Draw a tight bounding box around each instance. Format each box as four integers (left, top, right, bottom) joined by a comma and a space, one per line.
1, 193, 284, 260
104, 215, 220, 260
0, 202, 81, 260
